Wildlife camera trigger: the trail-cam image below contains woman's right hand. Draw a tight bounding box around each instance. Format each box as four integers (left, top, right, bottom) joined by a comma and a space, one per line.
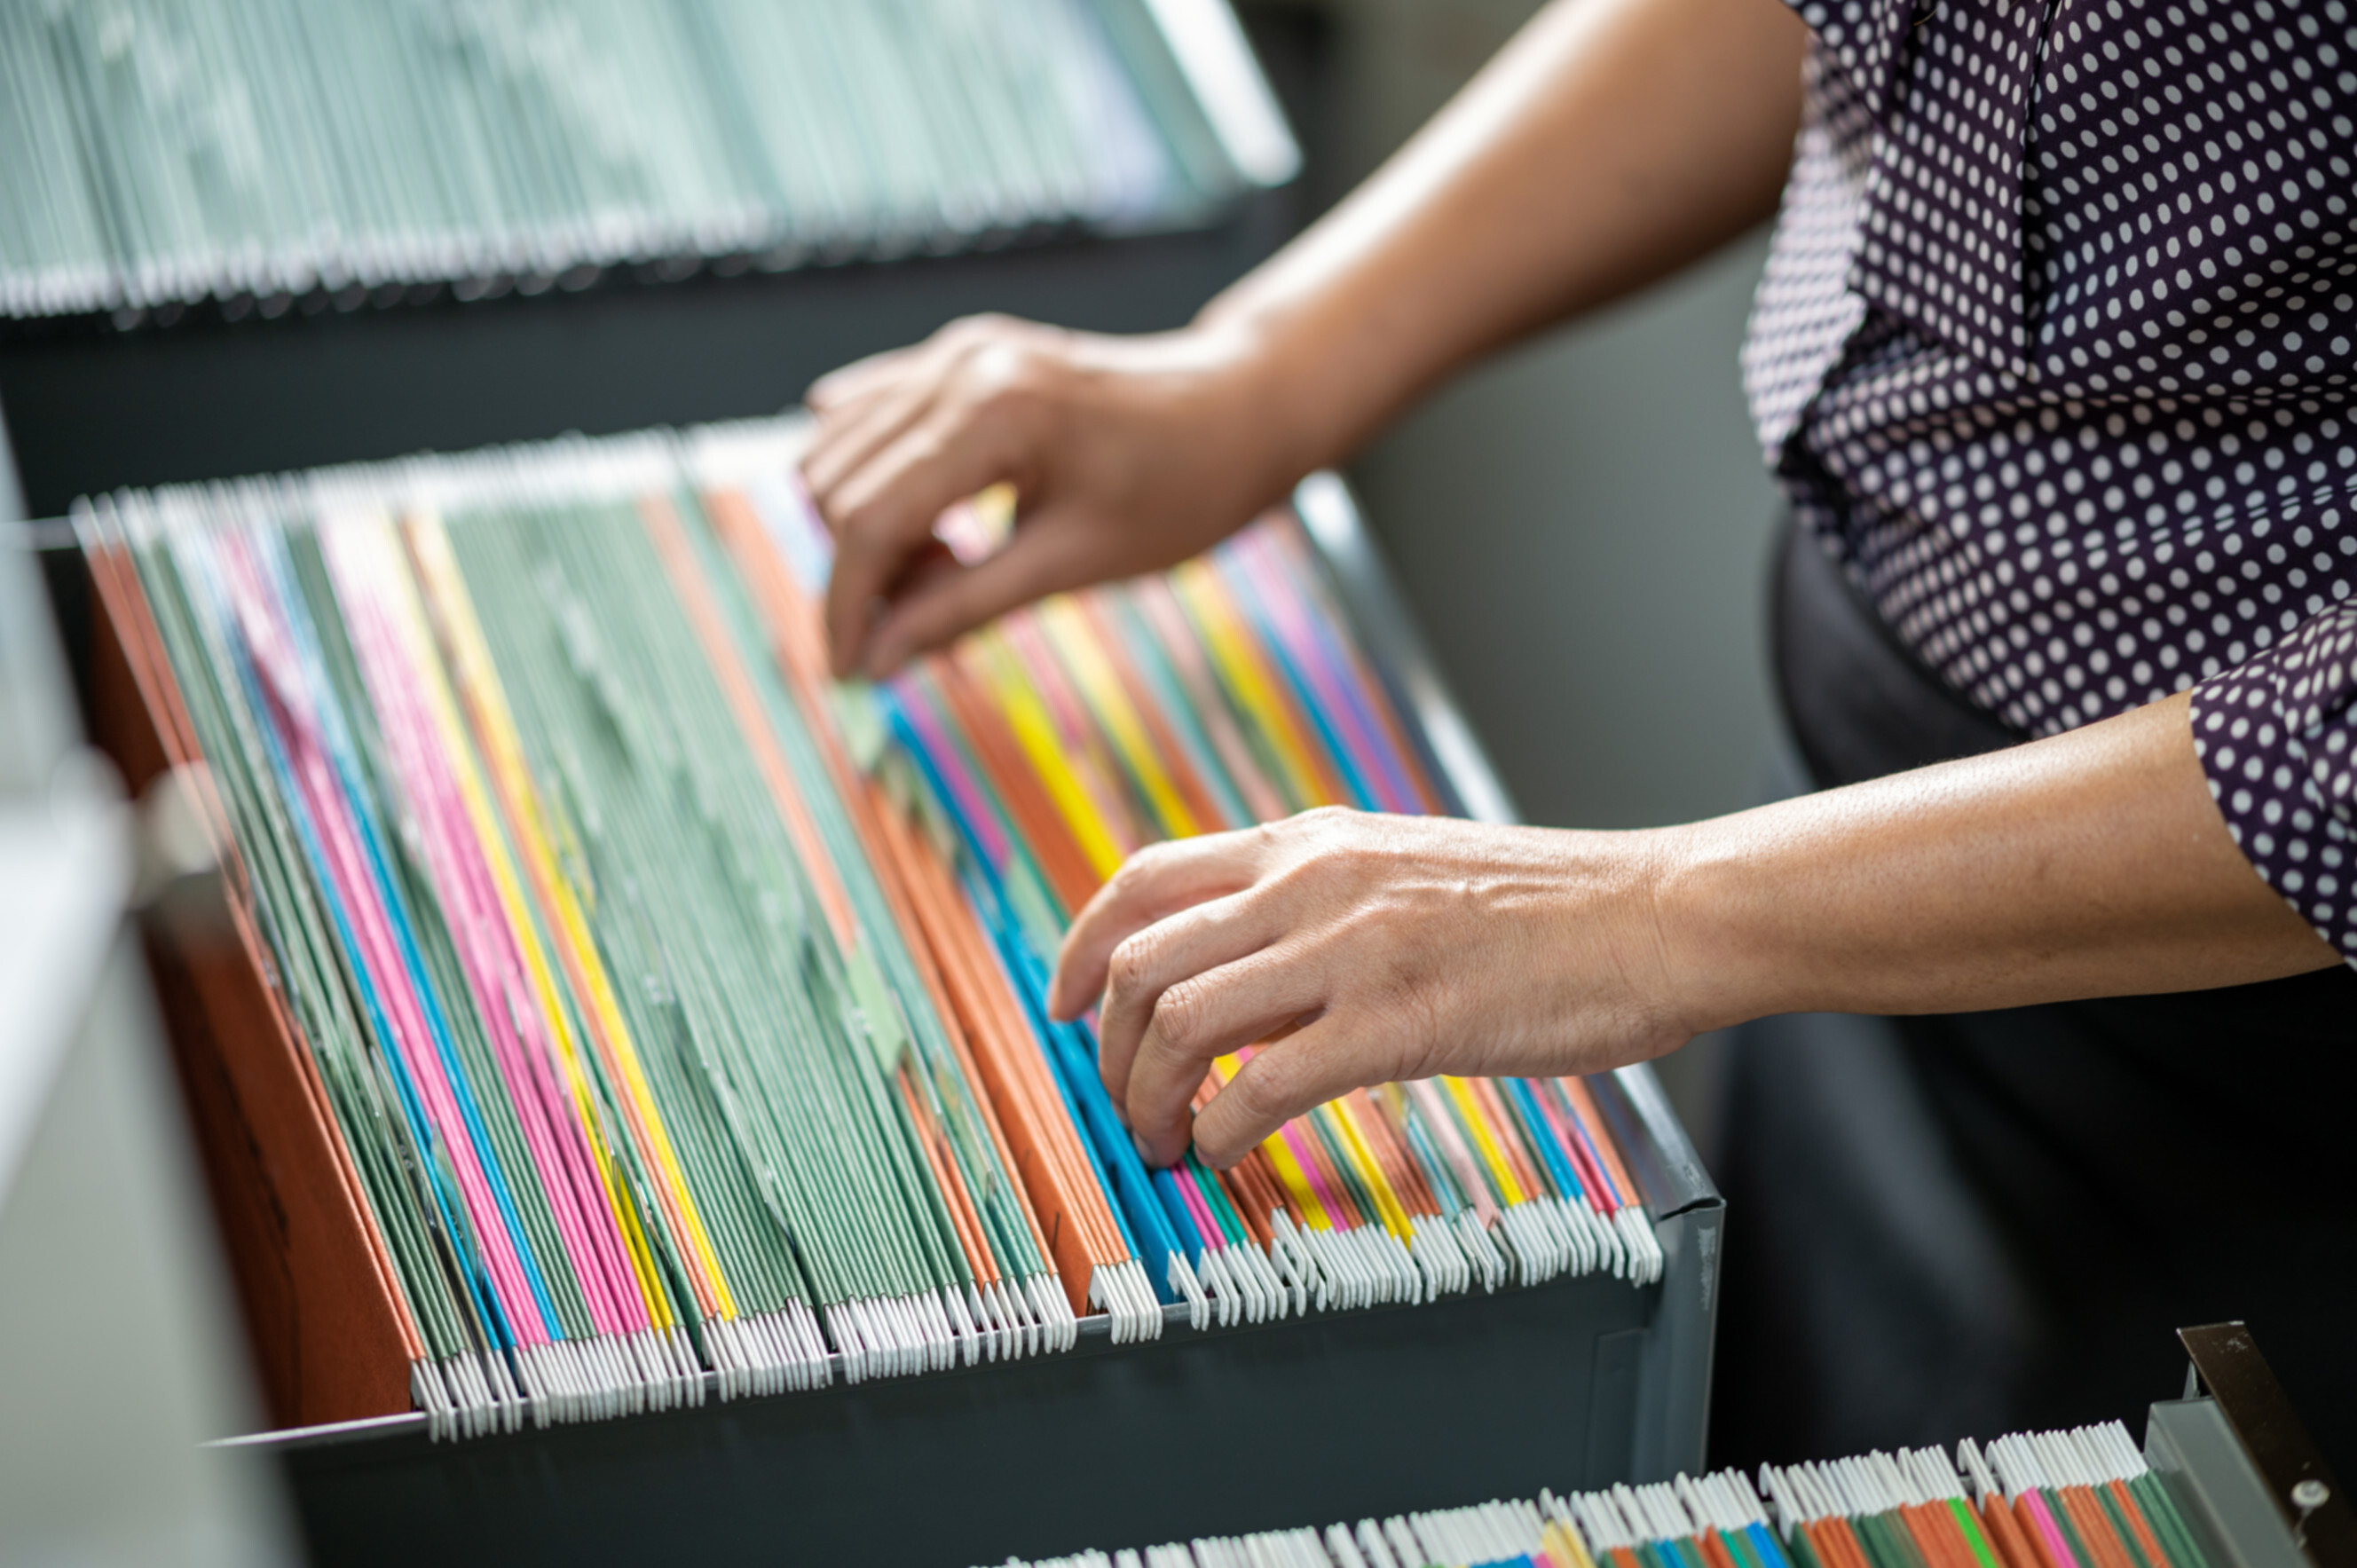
799, 314, 1305, 679
800, 0, 1809, 682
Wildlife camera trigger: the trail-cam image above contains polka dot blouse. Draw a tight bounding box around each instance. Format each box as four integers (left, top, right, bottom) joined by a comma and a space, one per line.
1742, 0, 2357, 962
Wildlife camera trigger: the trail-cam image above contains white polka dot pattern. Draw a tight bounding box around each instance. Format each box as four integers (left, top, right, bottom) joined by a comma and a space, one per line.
1743, 43, 1876, 453
1788, 0, 1912, 106
2195, 605, 2357, 955
1745, 0, 2357, 959
2029, 0, 2356, 396
1859, 0, 2054, 374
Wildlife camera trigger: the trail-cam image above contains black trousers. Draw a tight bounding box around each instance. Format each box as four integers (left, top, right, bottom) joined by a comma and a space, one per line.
1706, 518, 2357, 1476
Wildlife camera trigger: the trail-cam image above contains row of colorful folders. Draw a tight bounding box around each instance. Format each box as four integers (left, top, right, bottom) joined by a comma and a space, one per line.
82, 415, 1662, 1439
980, 1422, 2217, 1568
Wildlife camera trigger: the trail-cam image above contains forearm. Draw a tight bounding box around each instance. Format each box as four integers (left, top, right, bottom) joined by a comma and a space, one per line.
1056, 692, 2339, 1168
1199, 0, 1806, 478
1651, 692, 2341, 1029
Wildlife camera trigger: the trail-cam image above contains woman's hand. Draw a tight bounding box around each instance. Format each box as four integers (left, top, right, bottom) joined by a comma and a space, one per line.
1045, 807, 1691, 1169
1044, 696, 2339, 1172
798, 0, 1807, 681
799, 316, 1304, 679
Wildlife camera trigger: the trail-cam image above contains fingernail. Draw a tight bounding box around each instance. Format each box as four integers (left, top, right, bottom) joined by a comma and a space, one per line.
1131, 1131, 1154, 1166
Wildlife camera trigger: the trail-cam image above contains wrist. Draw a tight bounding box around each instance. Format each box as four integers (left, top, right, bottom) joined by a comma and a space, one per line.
1186, 312, 1320, 492
1519, 823, 1736, 1055
1638, 817, 1792, 1037
1190, 290, 1387, 485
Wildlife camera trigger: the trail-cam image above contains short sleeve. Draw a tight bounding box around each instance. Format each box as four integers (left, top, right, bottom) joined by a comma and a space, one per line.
2190, 604, 2357, 966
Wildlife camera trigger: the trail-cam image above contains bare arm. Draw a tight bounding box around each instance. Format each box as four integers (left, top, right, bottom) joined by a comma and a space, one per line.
1050, 692, 2337, 1170
800, 0, 1806, 676
1655, 693, 2332, 1020
1195, 0, 1807, 478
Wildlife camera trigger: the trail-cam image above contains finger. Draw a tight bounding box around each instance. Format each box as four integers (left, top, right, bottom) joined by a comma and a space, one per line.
808, 311, 1013, 414
819, 410, 1015, 676
806, 343, 923, 411
1126, 947, 1328, 1167
801, 371, 941, 504
860, 506, 1099, 675
1092, 889, 1274, 1112
1188, 1017, 1372, 1170
890, 536, 965, 595
802, 383, 918, 497
1049, 830, 1271, 1020
855, 539, 966, 646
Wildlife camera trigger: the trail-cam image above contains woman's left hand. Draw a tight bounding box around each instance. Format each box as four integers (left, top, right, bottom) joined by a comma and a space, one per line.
1046, 807, 1691, 1169
1048, 696, 2345, 1172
